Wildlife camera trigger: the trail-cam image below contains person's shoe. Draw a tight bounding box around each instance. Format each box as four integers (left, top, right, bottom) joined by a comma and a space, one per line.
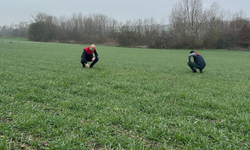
199, 69, 203, 73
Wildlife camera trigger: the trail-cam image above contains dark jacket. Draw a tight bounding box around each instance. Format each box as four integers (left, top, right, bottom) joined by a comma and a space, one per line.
188, 52, 206, 67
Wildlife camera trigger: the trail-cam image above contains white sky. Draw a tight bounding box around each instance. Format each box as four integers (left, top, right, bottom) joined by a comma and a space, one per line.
1, 0, 250, 26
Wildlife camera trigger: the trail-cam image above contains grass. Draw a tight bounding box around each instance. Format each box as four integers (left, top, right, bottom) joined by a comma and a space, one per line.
0, 37, 250, 149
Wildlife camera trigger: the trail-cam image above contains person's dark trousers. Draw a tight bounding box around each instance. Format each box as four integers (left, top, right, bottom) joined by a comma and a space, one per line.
81, 58, 86, 67
81, 57, 99, 68
90, 57, 99, 68
188, 62, 205, 72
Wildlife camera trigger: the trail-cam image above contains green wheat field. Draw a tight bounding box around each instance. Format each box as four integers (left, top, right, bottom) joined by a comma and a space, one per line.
0, 37, 250, 149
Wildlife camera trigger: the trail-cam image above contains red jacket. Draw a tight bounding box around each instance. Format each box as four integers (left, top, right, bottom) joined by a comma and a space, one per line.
85, 46, 96, 54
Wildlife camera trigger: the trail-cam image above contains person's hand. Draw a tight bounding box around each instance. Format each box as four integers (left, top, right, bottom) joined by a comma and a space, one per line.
86, 64, 90, 68
92, 57, 95, 61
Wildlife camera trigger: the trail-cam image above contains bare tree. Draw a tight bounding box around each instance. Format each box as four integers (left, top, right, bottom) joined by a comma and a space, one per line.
239, 24, 250, 47
223, 10, 249, 47
169, 0, 205, 48
202, 2, 224, 48
28, 12, 59, 41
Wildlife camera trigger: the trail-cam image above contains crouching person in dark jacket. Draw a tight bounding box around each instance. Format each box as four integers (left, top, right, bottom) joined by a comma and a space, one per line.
188, 51, 206, 73
81, 44, 99, 68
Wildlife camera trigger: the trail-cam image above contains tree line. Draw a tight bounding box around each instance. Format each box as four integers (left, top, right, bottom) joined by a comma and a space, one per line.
1, 0, 250, 49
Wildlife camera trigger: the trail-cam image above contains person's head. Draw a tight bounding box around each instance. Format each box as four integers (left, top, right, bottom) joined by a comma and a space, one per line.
190, 50, 195, 54
89, 44, 96, 51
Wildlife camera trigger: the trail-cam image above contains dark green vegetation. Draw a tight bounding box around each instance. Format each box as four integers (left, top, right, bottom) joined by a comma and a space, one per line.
0, 37, 250, 149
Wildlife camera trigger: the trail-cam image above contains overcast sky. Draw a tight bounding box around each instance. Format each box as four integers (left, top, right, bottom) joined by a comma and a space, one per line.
1, 0, 250, 26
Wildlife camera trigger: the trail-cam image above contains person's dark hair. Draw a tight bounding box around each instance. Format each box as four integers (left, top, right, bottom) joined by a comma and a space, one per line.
190, 51, 195, 54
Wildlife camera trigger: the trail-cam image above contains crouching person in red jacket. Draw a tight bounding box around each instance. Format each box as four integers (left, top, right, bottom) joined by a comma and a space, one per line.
81, 44, 99, 68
